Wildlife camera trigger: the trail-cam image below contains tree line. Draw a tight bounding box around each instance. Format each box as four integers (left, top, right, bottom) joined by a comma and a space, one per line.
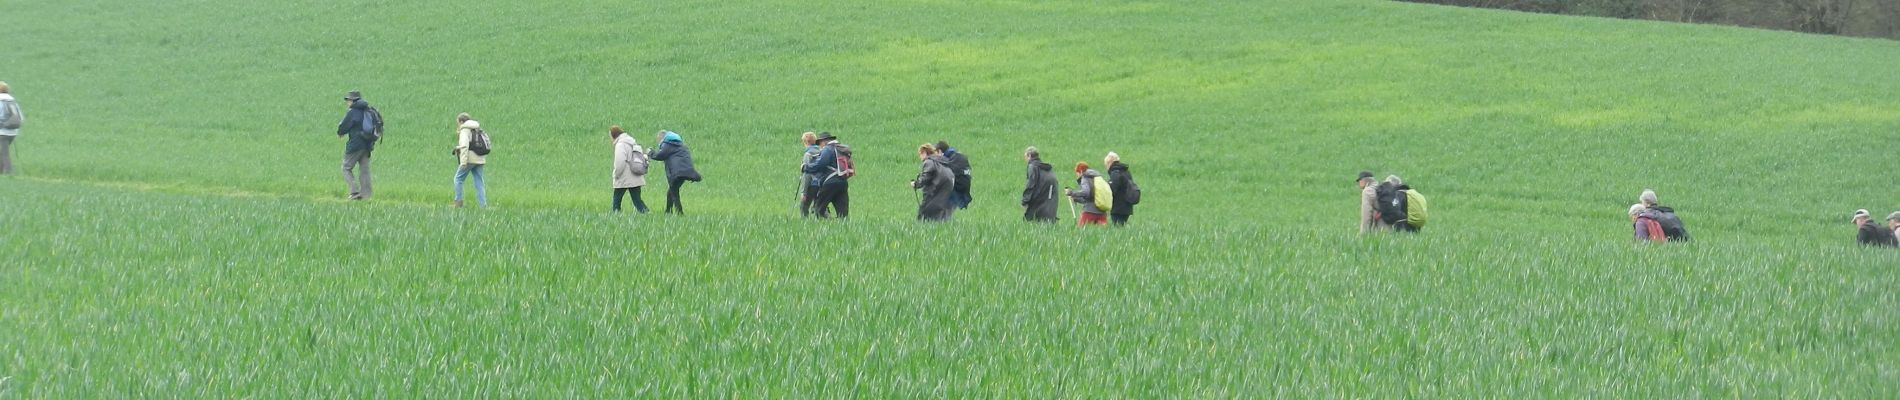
1399, 0, 1899, 40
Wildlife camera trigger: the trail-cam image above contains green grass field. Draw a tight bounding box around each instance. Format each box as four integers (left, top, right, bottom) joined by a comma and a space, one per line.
2, 0, 1898, 397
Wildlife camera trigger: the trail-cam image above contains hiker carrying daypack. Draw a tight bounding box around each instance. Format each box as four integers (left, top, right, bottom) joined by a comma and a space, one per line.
1091, 174, 1114, 213
831, 143, 855, 181
1645, 206, 1690, 241
1375, 182, 1425, 231
361, 106, 384, 142
467, 127, 492, 156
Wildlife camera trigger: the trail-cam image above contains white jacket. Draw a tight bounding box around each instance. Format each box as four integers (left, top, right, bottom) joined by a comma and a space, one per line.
0, 93, 20, 137
456, 120, 486, 166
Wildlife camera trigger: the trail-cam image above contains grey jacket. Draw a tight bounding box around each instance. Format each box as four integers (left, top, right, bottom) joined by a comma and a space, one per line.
913, 155, 956, 221
1069, 169, 1106, 214
0, 94, 20, 136
1022, 159, 1059, 222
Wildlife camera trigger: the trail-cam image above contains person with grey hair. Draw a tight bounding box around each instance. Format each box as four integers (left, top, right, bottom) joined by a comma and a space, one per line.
1854, 209, 1897, 247
1636, 189, 1690, 241
1356, 171, 1387, 234
1104, 151, 1139, 226
1020, 146, 1059, 223
0, 81, 22, 175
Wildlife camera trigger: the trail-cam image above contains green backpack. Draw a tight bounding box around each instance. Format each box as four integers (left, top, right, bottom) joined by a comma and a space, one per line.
1091, 175, 1114, 213
1403, 189, 1428, 228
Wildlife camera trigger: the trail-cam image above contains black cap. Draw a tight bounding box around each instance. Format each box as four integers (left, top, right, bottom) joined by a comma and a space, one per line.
1357, 171, 1374, 182
344, 90, 362, 101
816, 132, 838, 142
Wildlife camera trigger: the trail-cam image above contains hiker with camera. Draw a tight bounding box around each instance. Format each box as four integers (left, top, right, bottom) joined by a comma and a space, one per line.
450, 113, 490, 208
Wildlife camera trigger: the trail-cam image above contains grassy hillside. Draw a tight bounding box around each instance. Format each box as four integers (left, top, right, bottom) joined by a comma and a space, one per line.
1, 0, 1898, 397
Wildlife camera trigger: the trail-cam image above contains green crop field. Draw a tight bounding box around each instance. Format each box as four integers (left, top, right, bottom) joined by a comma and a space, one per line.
2, 0, 1898, 397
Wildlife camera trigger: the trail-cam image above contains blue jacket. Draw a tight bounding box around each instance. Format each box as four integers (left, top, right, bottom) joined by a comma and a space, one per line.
802, 144, 846, 186
648, 139, 702, 182
335, 99, 377, 153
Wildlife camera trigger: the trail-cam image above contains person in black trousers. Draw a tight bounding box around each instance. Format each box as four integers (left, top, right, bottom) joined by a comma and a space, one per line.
647, 130, 701, 215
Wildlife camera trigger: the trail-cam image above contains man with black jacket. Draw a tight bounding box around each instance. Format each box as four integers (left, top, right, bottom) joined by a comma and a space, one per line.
1105, 152, 1137, 226
335, 90, 378, 200
936, 141, 972, 210
1020, 146, 1059, 223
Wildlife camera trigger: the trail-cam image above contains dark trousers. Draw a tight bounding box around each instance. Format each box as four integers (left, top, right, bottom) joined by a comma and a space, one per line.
613, 187, 648, 213
0, 135, 13, 175
664, 178, 687, 214
813, 183, 849, 218
1111, 214, 1130, 226
1394, 222, 1420, 233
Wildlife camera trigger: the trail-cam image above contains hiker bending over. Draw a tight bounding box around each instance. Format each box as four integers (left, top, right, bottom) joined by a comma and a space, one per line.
1637, 189, 1691, 241
649, 130, 702, 215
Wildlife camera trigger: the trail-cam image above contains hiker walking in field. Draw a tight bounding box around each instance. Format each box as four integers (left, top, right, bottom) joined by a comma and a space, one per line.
1631, 204, 1667, 243
611, 126, 650, 213
913, 144, 956, 221
1853, 209, 1897, 247
649, 130, 702, 215
335, 90, 382, 200
1638, 189, 1690, 241
798, 132, 822, 217
1020, 146, 1059, 223
1104, 152, 1139, 226
450, 113, 490, 208
802, 132, 853, 218
936, 141, 973, 210
0, 81, 22, 175
1068, 162, 1110, 226
1356, 172, 1387, 233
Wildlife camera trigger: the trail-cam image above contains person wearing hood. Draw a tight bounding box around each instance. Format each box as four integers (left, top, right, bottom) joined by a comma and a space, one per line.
450, 113, 489, 208
1068, 162, 1109, 226
1854, 209, 1897, 247
1020, 146, 1059, 223
912, 143, 956, 221
0, 81, 22, 175
936, 141, 972, 210
334, 90, 378, 200
648, 130, 702, 215
802, 132, 851, 218
611, 126, 650, 213
1104, 152, 1137, 226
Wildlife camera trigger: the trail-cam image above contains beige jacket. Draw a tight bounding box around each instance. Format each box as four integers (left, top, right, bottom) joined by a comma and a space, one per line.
456, 120, 487, 166
1360, 184, 1387, 234
612, 135, 648, 188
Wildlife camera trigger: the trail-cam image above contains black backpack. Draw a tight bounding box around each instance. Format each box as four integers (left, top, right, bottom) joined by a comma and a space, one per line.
1125, 175, 1142, 205
1375, 183, 1409, 225
361, 107, 384, 142
1648, 206, 1690, 241
468, 127, 491, 156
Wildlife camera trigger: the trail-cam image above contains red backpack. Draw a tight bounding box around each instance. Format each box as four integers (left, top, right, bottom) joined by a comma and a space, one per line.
832, 143, 855, 179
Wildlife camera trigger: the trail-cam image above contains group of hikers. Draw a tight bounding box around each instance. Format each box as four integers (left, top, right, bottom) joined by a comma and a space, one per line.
792, 131, 1141, 225
5, 85, 1898, 246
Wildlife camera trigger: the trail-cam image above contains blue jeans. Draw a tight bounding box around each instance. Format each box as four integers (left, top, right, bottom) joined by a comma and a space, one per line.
455, 164, 487, 207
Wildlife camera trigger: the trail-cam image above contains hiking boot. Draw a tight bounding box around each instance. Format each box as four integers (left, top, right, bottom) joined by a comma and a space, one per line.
454, 200, 464, 208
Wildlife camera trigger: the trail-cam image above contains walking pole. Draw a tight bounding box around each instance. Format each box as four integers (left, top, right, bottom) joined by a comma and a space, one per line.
1064, 187, 1077, 222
